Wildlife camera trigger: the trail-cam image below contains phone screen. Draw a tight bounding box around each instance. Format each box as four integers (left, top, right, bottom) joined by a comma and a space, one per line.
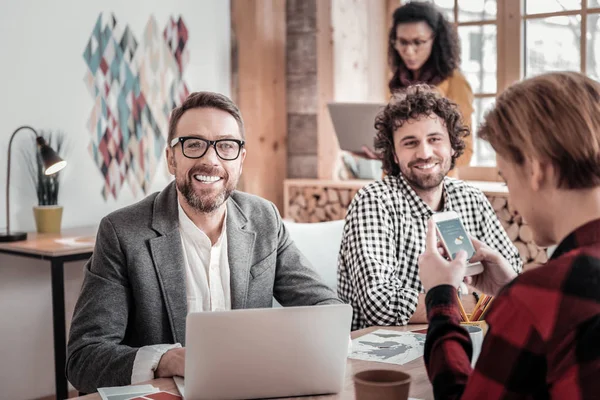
436, 218, 475, 260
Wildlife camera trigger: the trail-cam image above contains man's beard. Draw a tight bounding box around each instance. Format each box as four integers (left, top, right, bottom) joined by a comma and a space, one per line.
400, 157, 450, 192
176, 166, 237, 214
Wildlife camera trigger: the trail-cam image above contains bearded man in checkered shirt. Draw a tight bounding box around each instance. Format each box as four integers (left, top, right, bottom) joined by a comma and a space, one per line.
337, 84, 522, 331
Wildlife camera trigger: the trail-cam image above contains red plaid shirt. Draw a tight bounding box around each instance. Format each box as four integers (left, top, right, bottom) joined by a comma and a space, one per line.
424, 219, 600, 399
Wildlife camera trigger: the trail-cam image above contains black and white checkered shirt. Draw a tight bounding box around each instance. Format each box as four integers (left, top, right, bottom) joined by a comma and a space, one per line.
337, 174, 522, 330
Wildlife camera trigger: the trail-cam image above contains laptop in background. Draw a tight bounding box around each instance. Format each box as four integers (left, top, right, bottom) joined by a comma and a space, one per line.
184, 304, 352, 400
327, 102, 386, 153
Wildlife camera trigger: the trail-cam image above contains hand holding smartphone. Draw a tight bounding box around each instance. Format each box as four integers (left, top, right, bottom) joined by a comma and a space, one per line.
432, 211, 484, 276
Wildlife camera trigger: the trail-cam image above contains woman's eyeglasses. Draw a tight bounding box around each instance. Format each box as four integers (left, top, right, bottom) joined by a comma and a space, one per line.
170, 136, 245, 161
392, 36, 434, 51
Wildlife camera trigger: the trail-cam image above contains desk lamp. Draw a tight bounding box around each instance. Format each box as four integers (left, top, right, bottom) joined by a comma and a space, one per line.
1, 126, 67, 242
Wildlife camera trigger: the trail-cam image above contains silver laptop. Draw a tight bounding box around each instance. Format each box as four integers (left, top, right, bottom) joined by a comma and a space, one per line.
183, 304, 352, 400
327, 102, 386, 153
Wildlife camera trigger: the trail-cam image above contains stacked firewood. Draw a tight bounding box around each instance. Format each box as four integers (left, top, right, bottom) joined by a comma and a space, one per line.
490, 196, 547, 271
286, 186, 357, 223
285, 185, 546, 271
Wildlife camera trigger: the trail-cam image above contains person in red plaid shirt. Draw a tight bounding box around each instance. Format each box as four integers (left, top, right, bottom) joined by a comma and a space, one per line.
418, 71, 600, 399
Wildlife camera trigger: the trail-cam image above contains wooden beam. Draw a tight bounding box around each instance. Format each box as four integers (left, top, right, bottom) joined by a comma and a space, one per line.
367, 2, 389, 102
231, 0, 287, 210
497, 0, 521, 91
316, 0, 337, 179
332, 0, 388, 102
523, 9, 585, 19
286, 0, 319, 179
582, 0, 588, 74
387, 0, 400, 20
316, 0, 391, 179
385, 0, 400, 98
457, 20, 498, 26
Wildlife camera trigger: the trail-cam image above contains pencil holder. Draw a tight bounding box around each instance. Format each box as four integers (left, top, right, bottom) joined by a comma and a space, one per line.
460, 319, 488, 335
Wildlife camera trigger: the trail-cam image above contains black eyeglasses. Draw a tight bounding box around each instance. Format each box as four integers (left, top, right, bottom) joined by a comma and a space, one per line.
170, 136, 245, 161
392, 36, 434, 51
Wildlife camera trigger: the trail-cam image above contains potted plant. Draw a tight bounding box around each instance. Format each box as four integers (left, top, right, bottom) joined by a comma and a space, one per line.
23, 130, 68, 233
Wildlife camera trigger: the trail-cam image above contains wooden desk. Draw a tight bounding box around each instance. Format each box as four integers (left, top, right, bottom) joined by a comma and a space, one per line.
73, 324, 432, 400
0, 226, 97, 400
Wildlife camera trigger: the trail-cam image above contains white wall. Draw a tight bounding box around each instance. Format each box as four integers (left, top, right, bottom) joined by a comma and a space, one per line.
0, 1, 231, 398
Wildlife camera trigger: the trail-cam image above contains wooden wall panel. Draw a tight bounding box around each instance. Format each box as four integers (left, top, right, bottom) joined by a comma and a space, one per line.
386, 0, 401, 98
332, 0, 388, 102
316, 0, 338, 179
231, 0, 287, 210
286, 28, 317, 76
286, 74, 318, 114
233, 1, 392, 190
286, 0, 322, 179
286, 0, 317, 32
287, 114, 317, 154
288, 154, 319, 178
316, 0, 389, 179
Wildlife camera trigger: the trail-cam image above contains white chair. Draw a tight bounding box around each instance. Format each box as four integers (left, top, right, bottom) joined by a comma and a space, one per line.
273, 219, 346, 306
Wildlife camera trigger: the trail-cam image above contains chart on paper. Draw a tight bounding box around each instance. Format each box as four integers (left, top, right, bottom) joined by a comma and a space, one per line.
349, 329, 426, 365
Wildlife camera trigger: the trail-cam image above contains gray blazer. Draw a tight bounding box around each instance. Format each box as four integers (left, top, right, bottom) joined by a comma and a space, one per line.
66, 182, 340, 393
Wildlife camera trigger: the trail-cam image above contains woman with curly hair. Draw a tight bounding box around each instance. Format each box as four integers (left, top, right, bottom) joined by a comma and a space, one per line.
387, 1, 474, 166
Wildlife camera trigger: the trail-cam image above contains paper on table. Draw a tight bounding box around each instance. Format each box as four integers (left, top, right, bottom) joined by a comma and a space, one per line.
54, 237, 94, 247
127, 391, 182, 400
349, 329, 426, 365
98, 384, 158, 400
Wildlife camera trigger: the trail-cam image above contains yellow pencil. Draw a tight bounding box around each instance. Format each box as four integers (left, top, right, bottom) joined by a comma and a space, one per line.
471, 294, 485, 317
478, 297, 495, 321
456, 293, 470, 322
471, 294, 492, 321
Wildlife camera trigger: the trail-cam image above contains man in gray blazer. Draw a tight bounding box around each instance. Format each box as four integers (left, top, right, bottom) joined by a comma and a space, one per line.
67, 92, 341, 393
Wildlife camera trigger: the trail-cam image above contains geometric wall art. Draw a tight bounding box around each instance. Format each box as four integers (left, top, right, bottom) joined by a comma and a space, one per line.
83, 13, 189, 200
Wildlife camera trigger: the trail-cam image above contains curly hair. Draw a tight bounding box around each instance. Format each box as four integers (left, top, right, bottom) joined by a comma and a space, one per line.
374, 84, 469, 176
388, 1, 460, 92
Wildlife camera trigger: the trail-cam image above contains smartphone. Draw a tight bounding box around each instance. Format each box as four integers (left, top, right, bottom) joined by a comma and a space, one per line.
432, 211, 484, 276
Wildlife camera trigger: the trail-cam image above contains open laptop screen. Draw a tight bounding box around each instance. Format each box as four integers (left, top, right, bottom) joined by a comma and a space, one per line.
327, 102, 386, 153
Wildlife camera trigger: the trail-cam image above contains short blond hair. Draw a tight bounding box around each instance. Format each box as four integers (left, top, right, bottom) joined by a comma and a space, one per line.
479, 72, 600, 189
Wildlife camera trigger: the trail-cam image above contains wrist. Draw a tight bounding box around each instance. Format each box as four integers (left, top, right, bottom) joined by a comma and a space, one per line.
424, 284, 457, 316
155, 349, 175, 378
424, 276, 463, 292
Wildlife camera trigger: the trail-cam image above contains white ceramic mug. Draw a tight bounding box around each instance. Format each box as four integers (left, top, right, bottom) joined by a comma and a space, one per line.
462, 325, 483, 366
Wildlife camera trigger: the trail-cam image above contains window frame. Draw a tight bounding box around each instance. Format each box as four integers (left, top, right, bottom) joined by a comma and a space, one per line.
444, 0, 600, 179
439, 0, 511, 177
391, 1, 600, 180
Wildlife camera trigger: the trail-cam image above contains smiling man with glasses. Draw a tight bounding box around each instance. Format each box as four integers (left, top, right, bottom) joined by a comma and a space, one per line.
66, 92, 341, 394
170, 136, 245, 161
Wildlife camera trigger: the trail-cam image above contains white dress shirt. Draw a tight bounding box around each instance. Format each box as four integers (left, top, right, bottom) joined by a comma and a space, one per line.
130, 201, 230, 383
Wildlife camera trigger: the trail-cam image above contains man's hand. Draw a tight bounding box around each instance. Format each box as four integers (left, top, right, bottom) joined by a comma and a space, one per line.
465, 237, 518, 296
418, 219, 467, 291
155, 347, 185, 378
